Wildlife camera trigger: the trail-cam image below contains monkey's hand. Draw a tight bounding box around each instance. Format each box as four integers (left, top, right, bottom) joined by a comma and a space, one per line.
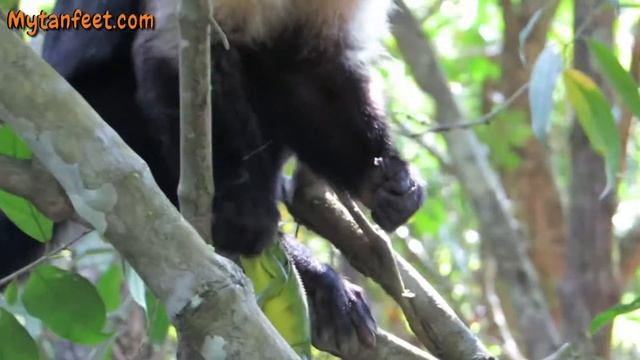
360, 154, 425, 232
307, 265, 377, 357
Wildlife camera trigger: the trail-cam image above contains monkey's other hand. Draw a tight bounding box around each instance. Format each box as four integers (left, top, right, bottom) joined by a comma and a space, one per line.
307, 266, 377, 357
361, 155, 425, 232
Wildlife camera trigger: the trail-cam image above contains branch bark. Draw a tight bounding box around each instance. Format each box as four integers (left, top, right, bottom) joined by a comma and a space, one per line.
389, 1, 560, 357
0, 21, 297, 360
285, 168, 493, 360
177, 0, 214, 243
353, 330, 438, 360
0, 155, 72, 222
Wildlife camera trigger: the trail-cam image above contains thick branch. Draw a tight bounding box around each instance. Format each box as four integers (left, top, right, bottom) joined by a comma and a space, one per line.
390, 1, 559, 357
0, 155, 72, 222
0, 22, 297, 360
285, 168, 493, 360
353, 330, 438, 360
177, 0, 214, 243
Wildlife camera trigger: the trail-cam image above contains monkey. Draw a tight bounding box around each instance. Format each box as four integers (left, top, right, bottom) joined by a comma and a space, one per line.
0, 0, 424, 355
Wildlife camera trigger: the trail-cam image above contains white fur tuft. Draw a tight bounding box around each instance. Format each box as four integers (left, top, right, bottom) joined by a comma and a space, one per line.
214, 0, 393, 49
144, 0, 393, 59
213, 0, 290, 43
348, 0, 393, 59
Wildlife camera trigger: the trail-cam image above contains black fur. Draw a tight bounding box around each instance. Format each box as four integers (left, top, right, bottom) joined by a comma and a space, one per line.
0, 214, 45, 278
282, 237, 377, 356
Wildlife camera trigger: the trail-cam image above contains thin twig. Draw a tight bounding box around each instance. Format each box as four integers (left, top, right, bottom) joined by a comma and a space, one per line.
484, 258, 527, 360
395, 82, 529, 136
209, 16, 230, 50
392, 117, 456, 174
425, 82, 529, 133
563, 1, 610, 57
177, 0, 215, 243
0, 229, 90, 287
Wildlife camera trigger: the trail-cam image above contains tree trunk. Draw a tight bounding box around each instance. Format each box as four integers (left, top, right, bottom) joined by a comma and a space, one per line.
497, 1, 566, 341
560, 1, 620, 358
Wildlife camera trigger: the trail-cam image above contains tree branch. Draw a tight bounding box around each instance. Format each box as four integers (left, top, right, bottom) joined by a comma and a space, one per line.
353, 329, 438, 360
0, 21, 297, 360
177, 0, 214, 244
285, 167, 493, 360
0, 155, 72, 222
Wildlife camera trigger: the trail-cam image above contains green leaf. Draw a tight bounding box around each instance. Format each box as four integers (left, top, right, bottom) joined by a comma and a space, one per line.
590, 297, 640, 334
23, 265, 110, 345
529, 46, 563, 143
563, 69, 622, 195
4, 281, 19, 306
0, 125, 32, 160
0, 190, 53, 243
0, 308, 39, 360
96, 264, 123, 312
145, 290, 170, 345
240, 241, 311, 359
588, 39, 640, 118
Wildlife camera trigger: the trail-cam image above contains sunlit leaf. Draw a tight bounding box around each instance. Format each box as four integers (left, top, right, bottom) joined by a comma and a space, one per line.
0, 308, 39, 360
588, 39, 640, 118
96, 264, 123, 312
23, 265, 110, 345
530, 46, 563, 143
590, 297, 640, 334
563, 69, 622, 195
